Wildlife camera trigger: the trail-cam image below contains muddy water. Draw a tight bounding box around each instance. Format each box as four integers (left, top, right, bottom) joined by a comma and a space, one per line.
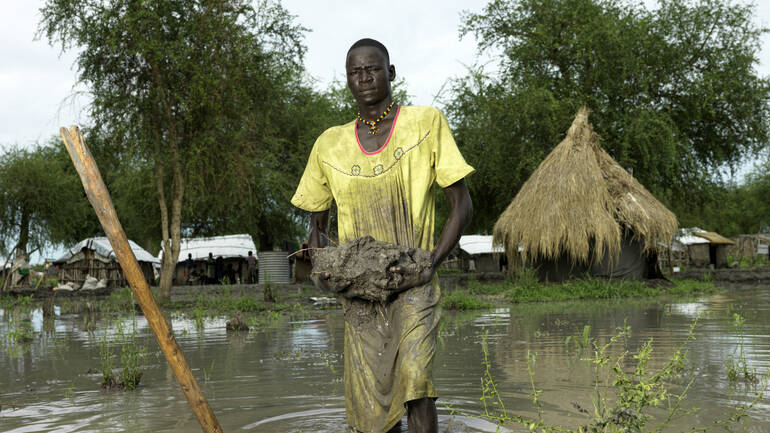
2, 285, 769, 433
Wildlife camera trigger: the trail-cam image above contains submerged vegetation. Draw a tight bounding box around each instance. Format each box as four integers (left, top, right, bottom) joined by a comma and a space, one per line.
449, 318, 768, 432
725, 313, 759, 384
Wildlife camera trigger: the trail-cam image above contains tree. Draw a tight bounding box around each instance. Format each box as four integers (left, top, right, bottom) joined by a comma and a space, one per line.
40, 0, 307, 298
0, 143, 99, 268
447, 0, 770, 232
703, 157, 770, 236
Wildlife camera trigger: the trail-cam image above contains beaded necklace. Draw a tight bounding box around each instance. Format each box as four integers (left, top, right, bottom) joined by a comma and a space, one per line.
357, 101, 396, 135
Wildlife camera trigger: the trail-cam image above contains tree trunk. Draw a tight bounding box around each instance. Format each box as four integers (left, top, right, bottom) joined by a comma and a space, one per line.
7, 208, 32, 289
155, 136, 185, 301
157, 156, 174, 301
17, 206, 30, 255
151, 62, 185, 302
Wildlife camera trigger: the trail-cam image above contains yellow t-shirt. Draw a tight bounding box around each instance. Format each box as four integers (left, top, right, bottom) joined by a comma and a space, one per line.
291, 105, 474, 250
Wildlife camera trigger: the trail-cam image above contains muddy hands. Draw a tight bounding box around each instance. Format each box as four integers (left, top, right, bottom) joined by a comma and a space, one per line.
310, 236, 434, 302
382, 256, 435, 292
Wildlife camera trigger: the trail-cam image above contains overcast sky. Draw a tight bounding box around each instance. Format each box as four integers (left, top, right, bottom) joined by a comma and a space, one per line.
1, 1, 768, 148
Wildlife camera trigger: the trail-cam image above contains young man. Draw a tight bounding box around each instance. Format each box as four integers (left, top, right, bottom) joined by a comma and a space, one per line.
291, 38, 473, 433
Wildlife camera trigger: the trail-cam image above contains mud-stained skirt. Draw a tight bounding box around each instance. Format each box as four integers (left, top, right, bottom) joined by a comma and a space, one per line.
343, 281, 441, 433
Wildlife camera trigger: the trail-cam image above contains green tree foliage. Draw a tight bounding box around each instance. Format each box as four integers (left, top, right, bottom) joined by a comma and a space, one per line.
39, 0, 308, 297
447, 0, 770, 232
0, 143, 99, 260
698, 158, 770, 236
743, 160, 770, 233
84, 130, 162, 253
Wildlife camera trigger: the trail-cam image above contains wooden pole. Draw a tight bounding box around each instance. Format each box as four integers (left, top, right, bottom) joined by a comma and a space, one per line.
59, 126, 223, 433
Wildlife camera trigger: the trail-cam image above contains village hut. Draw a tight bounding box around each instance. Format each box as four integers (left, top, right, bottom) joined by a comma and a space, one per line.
457, 235, 505, 273
54, 237, 159, 288
165, 234, 257, 285
693, 231, 735, 268
669, 228, 735, 269
493, 108, 678, 281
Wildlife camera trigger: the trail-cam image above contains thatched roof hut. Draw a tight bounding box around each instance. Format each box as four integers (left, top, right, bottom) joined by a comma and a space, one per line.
493, 108, 677, 281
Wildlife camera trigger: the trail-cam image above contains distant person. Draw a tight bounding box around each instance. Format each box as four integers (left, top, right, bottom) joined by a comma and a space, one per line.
184, 253, 194, 285
246, 251, 256, 284
206, 252, 215, 284
215, 256, 225, 283
227, 264, 237, 285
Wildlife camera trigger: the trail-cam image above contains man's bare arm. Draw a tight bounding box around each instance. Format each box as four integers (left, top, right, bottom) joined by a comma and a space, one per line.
308, 210, 333, 291
432, 178, 473, 268
390, 178, 472, 290
309, 209, 330, 251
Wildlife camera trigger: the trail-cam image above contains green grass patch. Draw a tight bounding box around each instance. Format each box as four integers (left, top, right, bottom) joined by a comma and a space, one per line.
448, 269, 717, 307
728, 254, 770, 269
442, 290, 494, 310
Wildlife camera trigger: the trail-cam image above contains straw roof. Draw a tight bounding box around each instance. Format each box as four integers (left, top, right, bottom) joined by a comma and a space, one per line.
694, 232, 735, 245
493, 107, 677, 265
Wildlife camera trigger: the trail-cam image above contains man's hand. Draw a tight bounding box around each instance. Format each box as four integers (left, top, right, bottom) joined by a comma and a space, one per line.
310, 271, 332, 292
310, 270, 352, 293
382, 254, 436, 292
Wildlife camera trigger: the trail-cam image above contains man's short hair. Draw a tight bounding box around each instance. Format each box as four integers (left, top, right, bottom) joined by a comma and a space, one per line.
348, 38, 390, 64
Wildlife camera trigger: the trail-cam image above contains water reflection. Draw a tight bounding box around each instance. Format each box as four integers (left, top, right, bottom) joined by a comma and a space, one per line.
1, 285, 769, 432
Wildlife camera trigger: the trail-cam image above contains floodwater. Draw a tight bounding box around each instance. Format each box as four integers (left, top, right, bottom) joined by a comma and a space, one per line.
2, 284, 770, 433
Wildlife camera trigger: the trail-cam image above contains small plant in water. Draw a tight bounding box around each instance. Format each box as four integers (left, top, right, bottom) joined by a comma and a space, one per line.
448, 316, 767, 433
725, 313, 758, 384
202, 360, 215, 383
64, 383, 75, 398
99, 313, 147, 391
6, 320, 34, 345
564, 325, 592, 354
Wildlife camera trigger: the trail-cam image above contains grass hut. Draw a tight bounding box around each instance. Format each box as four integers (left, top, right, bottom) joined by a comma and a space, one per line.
693, 231, 735, 269
493, 108, 677, 281
671, 228, 737, 269
54, 237, 158, 288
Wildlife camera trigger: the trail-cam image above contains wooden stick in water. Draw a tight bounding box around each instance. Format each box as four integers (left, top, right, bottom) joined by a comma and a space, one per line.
59, 126, 223, 433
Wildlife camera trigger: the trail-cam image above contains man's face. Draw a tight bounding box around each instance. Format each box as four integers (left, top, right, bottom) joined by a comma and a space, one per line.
346, 46, 394, 107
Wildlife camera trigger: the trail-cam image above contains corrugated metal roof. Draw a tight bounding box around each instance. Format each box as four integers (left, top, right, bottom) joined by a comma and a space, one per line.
458, 235, 504, 256
675, 227, 710, 246
168, 234, 257, 263
55, 237, 160, 264
694, 231, 735, 245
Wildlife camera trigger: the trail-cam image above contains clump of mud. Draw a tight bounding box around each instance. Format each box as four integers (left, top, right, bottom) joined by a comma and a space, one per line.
226, 313, 249, 332
311, 236, 432, 302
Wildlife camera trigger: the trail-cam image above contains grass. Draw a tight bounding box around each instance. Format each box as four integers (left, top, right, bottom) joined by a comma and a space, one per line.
98, 310, 147, 391
442, 290, 494, 310
728, 254, 770, 269
2, 273, 719, 316
442, 268, 717, 310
